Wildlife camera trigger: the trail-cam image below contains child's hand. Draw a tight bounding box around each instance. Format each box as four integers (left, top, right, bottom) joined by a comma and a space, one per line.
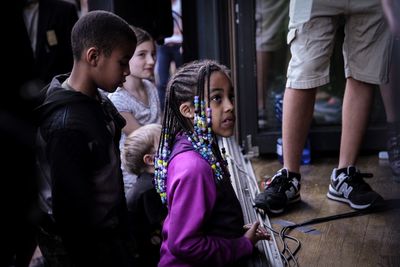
243, 221, 270, 245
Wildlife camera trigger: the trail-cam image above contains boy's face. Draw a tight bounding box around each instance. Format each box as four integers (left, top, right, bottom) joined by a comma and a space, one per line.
208, 71, 235, 137
143, 136, 160, 173
95, 43, 136, 93
128, 40, 156, 80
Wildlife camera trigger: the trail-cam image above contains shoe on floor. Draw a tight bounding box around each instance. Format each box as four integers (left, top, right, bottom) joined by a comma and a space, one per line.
254, 168, 301, 214
327, 166, 383, 209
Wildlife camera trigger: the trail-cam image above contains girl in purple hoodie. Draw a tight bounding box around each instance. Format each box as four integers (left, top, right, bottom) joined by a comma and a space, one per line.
154, 59, 269, 267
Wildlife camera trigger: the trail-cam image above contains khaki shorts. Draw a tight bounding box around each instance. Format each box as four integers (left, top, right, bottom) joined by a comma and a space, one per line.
255, 0, 289, 52
286, 0, 392, 89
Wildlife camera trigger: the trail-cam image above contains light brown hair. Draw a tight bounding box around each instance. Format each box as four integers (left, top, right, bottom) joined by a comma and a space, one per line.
122, 123, 162, 175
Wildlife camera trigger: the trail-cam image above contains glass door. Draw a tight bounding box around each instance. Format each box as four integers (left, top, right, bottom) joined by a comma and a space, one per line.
233, 0, 387, 155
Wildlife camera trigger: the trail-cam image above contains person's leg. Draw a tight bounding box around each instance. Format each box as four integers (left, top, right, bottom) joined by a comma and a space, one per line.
156, 45, 172, 111
256, 51, 273, 112
338, 78, 374, 168
339, 0, 391, 168
255, 0, 289, 124
380, 83, 397, 124
327, 81, 383, 209
256, 51, 273, 128
325, 0, 390, 209
380, 38, 400, 179
282, 87, 317, 173
254, 4, 338, 213
171, 44, 183, 69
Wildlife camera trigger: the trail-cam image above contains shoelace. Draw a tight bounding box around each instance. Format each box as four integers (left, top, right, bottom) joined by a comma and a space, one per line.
265, 173, 290, 192
347, 170, 373, 191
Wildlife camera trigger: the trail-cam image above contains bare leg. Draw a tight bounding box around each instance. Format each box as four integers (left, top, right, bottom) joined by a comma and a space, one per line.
256, 51, 273, 111
380, 59, 399, 123
338, 77, 374, 168
282, 87, 317, 173
380, 82, 397, 123
380, 55, 400, 178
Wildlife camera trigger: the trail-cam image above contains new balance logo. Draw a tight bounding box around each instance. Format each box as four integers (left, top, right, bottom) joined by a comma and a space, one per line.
286, 186, 299, 199
338, 182, 353, 198
332, 172, 347, 184
292, 178, 299, 189
286, 178, 300, 199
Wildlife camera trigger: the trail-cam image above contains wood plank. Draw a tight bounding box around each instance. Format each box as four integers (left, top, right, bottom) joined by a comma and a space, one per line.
251, 153, 400, 267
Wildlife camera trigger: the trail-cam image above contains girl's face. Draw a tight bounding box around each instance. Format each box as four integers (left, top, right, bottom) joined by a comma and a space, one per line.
129, 40, 156, 80
208, 71, 235, 137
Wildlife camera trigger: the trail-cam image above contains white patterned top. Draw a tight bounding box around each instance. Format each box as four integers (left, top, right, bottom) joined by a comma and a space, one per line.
108, 79, 161, 192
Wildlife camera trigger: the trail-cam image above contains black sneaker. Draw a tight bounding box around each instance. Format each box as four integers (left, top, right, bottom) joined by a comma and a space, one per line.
387, 130, 400, 182
254, 168, 301, 214
327, 166, 383, 209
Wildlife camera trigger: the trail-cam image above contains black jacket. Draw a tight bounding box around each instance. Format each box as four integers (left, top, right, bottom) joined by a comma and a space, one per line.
126, 172, 167, 267
35, 74, 134, 266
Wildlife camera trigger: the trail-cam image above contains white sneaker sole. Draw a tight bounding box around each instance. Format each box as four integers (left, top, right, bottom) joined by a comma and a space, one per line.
268, 195, 301, 214
327, 185, 372, 210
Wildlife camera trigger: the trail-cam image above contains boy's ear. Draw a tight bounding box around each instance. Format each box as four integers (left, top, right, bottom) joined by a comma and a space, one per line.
179, 101, 194, 119
143, 154, 154, 166
86, 47, 100, 66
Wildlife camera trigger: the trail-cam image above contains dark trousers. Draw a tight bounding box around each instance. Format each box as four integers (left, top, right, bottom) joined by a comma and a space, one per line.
156, 43, 183, 110
37, 226, 137, 267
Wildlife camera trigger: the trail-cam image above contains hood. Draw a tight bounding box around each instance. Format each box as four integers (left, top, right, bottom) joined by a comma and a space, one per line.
34, 74, 96, 124
168, 133, 195, 162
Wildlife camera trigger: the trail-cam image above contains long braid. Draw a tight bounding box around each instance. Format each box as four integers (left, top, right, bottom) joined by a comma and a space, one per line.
200, 62, 229, 173
154, 60, 231, 205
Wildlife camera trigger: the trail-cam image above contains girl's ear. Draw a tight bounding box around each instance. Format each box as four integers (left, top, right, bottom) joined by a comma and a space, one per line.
143, 154, 154, 166
179, 101, 194, 119
86, 47, 100, 66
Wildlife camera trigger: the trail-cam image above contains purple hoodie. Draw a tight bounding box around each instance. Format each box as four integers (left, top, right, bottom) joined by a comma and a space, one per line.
158, 135, 253, 267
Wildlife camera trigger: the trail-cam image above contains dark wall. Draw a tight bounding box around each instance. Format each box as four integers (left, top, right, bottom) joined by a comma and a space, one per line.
181, 0, 198, 62
88, 0, 173, 44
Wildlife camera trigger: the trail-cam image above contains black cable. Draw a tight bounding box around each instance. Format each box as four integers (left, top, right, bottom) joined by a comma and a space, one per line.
262, 220, 300, 266
279, 226, 300, 267
259, 204, 387, 266
225, 148, 390, 265
285, 207, 380, 230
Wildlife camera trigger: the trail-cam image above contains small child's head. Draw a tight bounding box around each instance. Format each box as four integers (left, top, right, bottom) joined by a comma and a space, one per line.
70, 10, 137, 92
128, 27, 156, 81
122, 123, 162, 176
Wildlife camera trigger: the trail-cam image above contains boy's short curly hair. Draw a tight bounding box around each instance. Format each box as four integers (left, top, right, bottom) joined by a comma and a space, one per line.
71, 10, 137, 59
122, 124, 162, 175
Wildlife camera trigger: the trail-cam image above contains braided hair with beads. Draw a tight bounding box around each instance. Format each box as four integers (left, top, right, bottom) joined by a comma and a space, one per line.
154, 59, 231, 204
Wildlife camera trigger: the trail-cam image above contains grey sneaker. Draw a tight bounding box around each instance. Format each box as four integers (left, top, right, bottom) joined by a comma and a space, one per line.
327, 166, 383, 209
254, 168, 301, 214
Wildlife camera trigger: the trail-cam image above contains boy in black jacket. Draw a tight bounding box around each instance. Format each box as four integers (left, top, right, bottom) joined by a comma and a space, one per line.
35, 10, 137, 267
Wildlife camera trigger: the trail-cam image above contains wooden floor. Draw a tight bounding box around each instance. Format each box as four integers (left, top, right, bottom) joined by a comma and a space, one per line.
250, 152, 400, 267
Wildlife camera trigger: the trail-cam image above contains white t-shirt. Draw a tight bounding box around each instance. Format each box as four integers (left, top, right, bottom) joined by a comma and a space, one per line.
164, 0, 183, 44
